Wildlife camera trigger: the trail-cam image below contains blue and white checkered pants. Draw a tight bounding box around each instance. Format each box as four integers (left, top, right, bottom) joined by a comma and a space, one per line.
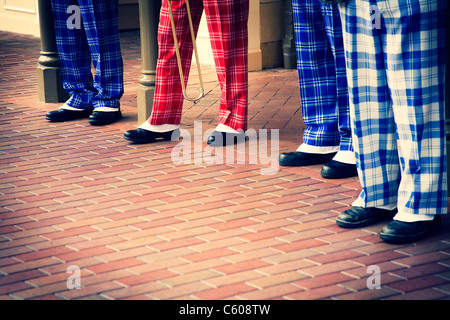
51, 0, 124, 110
339, 0, 447, 216
292, 0, 352, 151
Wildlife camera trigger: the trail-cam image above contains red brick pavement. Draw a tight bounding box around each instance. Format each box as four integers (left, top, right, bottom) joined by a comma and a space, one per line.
0, 30, 449, 300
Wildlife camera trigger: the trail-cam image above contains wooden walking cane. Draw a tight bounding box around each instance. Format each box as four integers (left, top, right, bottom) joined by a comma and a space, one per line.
167, 0, 205, 102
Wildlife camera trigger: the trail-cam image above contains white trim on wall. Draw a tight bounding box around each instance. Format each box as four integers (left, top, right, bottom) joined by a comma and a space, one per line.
2, 0, 37, 14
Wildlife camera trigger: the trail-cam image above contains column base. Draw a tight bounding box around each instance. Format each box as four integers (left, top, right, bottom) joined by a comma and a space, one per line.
37, 65, 69, 103
137, 84, 155, 126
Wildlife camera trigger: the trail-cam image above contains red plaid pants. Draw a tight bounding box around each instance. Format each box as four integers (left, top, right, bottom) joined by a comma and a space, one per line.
148, 0, 249, 131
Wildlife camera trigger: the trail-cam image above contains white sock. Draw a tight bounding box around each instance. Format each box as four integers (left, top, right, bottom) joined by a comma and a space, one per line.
394, 212, 435, 222
215, 124, 241, 133
59, 103, 84, 111
332, 151, 356, 165
95, 107, 119, 112
296, 143, 339, 154
138, 122, 180, 132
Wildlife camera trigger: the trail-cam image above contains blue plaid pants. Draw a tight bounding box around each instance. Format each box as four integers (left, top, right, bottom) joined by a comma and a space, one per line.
339, 0, 447, 216
292, 0, 352, 151
51, 0, 124, 110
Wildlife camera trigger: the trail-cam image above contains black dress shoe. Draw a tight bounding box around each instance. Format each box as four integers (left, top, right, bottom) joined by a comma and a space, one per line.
278, 151, 336, 167
123, 128, 180, 143
321, 160, 358, 179
380, 216, 441, 243
207, 130, 246, 147
89, 110, 122, 125
45, 108, 93, 122
336, 206, 397, 228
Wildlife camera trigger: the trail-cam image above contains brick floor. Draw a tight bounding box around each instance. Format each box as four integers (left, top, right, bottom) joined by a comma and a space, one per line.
0, 30, 449, 301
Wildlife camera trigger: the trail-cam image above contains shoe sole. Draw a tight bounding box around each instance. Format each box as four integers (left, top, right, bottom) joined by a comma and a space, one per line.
380, 222, 441, 243
90, 120, 120, 126
207, 135, 247, 147
320, 171, 358, 179
45, 109, 93, 122
279, 160, 329, 167
123, 132, 175, 144
45, 115, 90, 122
89, 117, 122, 126
279, 155, 336, 167
336, 216, 382, 229
380, 231, 426, 244
336, 211, 397, 229
123, 137, 156, 143
207, 139, 246, 147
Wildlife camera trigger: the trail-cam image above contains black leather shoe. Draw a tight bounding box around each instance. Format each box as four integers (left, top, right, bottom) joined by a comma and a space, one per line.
45, 108, 93, 122
380, 216, 441, 243
123, 128, 180, 143
336, 206, 397, 228
89, 110, 122, 125
207, 130, 246, 147
278, 151, 336, 167
321, 160, 358, 179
